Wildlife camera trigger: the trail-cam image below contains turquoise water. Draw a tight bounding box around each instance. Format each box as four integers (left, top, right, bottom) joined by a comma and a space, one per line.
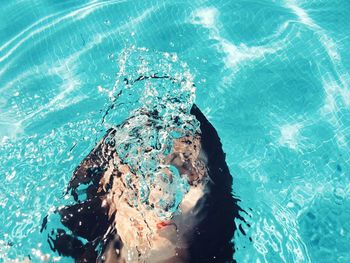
1, 0, 350, 262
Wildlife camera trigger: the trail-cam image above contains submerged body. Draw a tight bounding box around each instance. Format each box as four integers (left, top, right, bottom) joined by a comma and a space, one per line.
48, 104, 241, 263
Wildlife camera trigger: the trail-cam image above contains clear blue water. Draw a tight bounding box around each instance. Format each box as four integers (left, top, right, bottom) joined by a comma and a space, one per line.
1, 0, 350, 262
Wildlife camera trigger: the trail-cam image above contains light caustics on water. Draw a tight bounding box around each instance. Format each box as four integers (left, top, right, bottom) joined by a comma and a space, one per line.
1, 0, 350, 262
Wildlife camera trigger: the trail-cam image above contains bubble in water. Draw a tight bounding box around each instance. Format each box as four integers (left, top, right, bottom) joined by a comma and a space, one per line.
101, 47, 199, 220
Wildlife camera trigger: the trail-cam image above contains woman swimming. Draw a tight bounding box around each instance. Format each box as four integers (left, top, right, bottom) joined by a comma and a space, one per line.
46, 103, 242, 263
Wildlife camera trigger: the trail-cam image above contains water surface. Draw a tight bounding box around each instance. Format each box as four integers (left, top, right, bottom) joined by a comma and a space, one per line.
1, 0, 350, 262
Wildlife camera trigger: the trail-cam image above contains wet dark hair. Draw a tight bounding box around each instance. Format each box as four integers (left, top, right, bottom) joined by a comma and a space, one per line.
46, 104, 243, 263
187, 104, 243, 263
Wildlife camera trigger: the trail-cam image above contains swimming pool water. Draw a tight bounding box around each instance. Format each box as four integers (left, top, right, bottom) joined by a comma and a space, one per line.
1, 0, 350, 262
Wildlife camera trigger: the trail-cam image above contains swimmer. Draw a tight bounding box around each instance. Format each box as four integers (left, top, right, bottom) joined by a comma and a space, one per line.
47, 104, 242, 263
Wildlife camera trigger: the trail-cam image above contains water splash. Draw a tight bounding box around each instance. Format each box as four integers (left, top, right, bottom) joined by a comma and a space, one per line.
101, 47, 199, 219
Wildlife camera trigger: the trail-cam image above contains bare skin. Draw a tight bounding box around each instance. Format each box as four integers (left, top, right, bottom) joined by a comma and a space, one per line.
48, 104, 241, 263
74, 132, 209, 262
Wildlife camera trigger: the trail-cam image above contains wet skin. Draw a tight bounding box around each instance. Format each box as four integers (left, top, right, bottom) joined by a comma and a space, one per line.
47, 104, 243, 263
